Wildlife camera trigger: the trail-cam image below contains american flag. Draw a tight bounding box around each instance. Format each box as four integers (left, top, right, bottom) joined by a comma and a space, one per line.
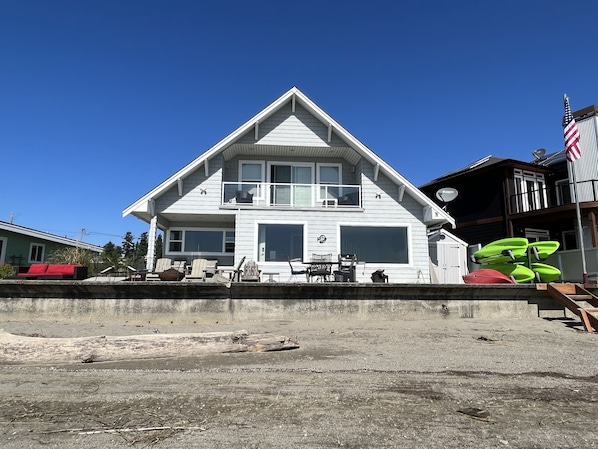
563, 94, 581, 162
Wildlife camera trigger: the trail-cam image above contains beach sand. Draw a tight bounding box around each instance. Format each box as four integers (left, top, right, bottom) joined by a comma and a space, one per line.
1, 316, 597, 448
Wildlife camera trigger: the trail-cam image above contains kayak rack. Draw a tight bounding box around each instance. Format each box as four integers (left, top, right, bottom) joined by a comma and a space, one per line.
546, 283, 598, 332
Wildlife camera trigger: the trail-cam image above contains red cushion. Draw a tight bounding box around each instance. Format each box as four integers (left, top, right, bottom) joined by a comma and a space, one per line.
27, 264, 49, 275
45, 264, 76, 275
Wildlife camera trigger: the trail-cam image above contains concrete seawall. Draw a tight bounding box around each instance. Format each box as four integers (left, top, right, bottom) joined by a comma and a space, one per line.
0, 281, 566, 325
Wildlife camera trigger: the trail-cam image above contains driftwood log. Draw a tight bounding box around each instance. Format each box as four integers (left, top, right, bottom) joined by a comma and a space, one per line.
0, 329, 299, 365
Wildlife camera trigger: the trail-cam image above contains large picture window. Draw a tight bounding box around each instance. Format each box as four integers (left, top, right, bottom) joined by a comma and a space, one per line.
258, 223, 304, 262
340, 226, 409, 263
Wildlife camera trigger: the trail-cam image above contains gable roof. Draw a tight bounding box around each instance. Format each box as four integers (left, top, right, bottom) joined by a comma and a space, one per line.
0, 221, 103, 253
123, 87, 454, 227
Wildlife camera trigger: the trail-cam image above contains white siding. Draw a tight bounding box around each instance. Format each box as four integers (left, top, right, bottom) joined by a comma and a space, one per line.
573, 116, 598, 202
237, 103, 346, 147
231, 163, 431, 283
156, 158, 227, 216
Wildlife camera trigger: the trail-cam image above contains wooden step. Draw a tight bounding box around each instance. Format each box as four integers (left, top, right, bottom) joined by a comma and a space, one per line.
569, 294, 595, 301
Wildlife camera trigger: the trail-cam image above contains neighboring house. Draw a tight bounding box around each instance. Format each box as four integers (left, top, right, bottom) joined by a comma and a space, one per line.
0, 220, 103, 269
419, 104, 598, 281
123, 87, 454, 283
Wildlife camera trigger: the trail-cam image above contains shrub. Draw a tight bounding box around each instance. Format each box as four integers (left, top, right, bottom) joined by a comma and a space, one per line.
0, 263, 15, 279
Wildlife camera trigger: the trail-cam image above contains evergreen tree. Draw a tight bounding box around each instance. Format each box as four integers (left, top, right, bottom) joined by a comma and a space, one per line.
102, 241, 123, 270
154, 234, 163, 260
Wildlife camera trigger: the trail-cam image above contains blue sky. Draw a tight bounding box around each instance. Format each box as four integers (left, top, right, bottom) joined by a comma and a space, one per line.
2, 0, 598, 247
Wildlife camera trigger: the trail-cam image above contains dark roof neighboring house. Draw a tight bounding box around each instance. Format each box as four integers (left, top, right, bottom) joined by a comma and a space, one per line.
420, 155, 551, 189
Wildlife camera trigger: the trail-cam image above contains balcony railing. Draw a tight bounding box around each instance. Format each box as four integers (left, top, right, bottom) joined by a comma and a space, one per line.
510, 179, 598, 214
222, 182, 361, 208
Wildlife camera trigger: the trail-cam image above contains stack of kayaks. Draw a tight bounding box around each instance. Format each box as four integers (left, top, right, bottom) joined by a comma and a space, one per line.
464, 238, 561, 284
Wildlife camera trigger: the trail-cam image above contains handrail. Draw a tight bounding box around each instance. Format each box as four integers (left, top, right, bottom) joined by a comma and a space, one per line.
221, 182, 361, 208
509, 179, 598, 214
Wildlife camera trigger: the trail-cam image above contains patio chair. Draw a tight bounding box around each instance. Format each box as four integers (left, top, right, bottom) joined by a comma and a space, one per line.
335, 254, 357, 282
288, 257, 309, 282
230, 256, 246, 282
235, 190, 253, 204
146, 257, 173, 281
308, 253, 332, 282
241, 259, 261, 282
185, 258, 209, 282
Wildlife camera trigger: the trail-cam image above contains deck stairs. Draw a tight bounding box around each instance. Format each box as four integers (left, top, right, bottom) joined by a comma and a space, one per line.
546, 283, 598, 332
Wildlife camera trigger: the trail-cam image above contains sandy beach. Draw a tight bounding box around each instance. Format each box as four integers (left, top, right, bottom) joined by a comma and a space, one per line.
1, 316, 597, 448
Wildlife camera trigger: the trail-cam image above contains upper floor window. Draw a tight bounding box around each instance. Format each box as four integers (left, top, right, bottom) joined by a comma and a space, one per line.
513, 169, 548, 213
317, 163, 341, 202
29, 243, 44, 263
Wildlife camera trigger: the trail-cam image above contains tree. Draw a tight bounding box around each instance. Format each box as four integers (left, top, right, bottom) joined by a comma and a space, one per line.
102, 241, 123, 270
154, 234, 163, 261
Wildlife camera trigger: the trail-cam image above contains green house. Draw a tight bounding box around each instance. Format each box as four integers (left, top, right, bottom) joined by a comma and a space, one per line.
0, 220, 103, 270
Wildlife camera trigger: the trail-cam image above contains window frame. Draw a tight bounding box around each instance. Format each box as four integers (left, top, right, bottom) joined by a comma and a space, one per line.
338, 223, 411, 264
513, 169, 548, 213
166, 228, 235, 256
316, 162, 342, 202
238, 160, 266, 200
256, 221, 307, 263
0, 237, 6, 263
29, 243, 45, 263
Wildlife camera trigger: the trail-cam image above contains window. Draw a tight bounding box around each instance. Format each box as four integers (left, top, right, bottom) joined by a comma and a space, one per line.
555, 179, 572, 205
340, 226, 409, 263
525, 228, 550, 242
29, 243, 45, 263
168, 229, 234, 254
0, 237, 6, 263
317, 163, 341, 201
258, 223, 304, 262
513, 169, 548, 213
269, 163, 313, 206
169, 230, 183, 252
240, 161, 265, 198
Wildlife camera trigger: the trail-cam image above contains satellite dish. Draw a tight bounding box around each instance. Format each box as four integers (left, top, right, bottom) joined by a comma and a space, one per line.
435, 187, 459, 203
531, 148, 546, 160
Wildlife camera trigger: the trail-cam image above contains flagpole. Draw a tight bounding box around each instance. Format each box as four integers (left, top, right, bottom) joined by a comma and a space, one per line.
568, 159, 588, 283
563, 93, 587, 283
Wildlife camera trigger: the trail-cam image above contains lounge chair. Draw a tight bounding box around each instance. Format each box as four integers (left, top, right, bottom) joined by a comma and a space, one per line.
185, 258, 209, 282
146, 257, 173, 281
241, 259, 261, 282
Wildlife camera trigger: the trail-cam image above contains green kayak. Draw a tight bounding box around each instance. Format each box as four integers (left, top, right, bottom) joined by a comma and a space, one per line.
530, 263, 561, 283
472, 238, 529, 265
488, 263, 536, 283
517, 241, 560, 262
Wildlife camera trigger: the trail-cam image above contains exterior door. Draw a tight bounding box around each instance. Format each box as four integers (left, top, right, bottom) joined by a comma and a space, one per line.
270, 164, 312, 206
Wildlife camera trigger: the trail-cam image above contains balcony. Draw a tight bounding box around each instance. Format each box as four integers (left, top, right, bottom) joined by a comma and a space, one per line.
221, 182, 362, 209
509, 179, 598, 215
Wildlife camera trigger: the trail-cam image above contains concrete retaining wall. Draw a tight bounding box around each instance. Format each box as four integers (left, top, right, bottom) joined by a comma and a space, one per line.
0, 281, 564, 325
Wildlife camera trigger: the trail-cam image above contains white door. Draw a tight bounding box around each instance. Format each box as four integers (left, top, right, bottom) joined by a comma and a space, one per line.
438, 243, 464, 284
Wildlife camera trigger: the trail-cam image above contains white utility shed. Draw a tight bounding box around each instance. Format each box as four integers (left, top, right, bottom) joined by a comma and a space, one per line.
428, 229, 469, 284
